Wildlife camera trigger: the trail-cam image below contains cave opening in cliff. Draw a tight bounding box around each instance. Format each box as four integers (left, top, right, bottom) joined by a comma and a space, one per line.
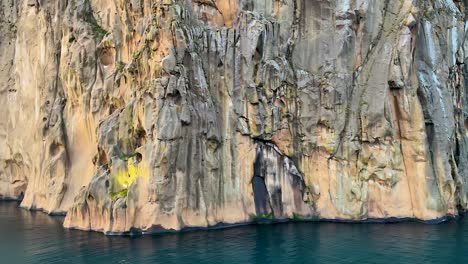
134, 152, 142, 164
99, 48, 114, 66
252, 176, 270, 217
135, 127, 147, 147
251, 147, 274, 220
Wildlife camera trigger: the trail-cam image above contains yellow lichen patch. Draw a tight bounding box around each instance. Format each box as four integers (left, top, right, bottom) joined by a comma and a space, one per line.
113, 156, 150, 191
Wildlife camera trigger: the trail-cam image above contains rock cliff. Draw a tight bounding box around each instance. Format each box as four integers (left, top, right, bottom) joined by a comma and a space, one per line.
0, 0, 467, 234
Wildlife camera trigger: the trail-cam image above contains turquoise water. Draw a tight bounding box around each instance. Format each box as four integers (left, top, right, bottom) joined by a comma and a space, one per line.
0, 201, 467, 264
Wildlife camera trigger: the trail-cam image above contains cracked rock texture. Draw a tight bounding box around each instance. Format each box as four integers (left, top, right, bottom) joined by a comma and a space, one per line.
0, 0, 467, 234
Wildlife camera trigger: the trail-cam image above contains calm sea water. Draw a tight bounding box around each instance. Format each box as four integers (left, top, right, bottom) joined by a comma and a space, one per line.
0, 201, 467, 264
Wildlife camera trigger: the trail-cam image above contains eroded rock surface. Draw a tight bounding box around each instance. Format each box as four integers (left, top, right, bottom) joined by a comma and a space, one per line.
0, 0, 467, 234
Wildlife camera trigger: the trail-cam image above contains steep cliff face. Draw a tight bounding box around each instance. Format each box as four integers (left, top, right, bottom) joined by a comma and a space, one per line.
0, 0, 467, 234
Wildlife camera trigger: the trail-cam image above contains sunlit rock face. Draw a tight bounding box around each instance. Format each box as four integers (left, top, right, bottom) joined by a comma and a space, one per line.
0, 0, 467, 234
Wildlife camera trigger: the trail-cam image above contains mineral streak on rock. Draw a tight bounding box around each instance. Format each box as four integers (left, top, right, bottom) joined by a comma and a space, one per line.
0, 0, 467, 234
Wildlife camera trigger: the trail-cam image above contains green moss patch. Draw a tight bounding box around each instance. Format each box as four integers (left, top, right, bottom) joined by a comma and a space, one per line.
86, 15, 108, 39
250, 213, 275, 221
118, 153, 137, 161
110, 189, 128, 201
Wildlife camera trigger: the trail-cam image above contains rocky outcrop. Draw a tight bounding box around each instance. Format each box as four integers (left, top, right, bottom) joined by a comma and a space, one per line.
0, 0, 467, 234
